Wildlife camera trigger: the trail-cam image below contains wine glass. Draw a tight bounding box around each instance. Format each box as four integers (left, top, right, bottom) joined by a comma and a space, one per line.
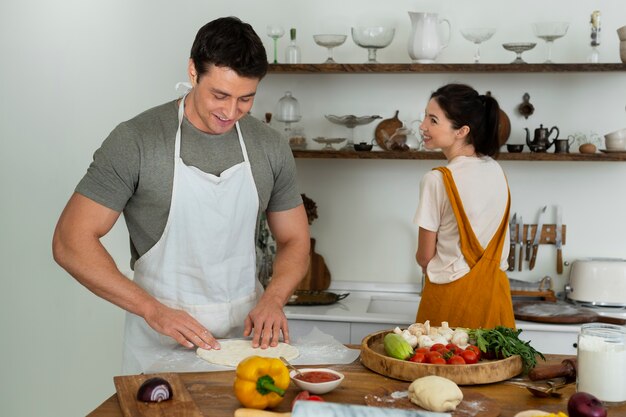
266, 25, 285, 64
460, 28, 496, 63
502, 43, 536, 64
532, 22, 569, 63
351, 26, 395, 63
313, 34, 347, 63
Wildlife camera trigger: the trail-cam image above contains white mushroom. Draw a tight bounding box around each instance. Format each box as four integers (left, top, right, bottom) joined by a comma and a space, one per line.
451, 329, 469, 348
417, 334, 435, 348
393, 326, 403, 335
401, 330, 419, 348
407, 323, 424, 337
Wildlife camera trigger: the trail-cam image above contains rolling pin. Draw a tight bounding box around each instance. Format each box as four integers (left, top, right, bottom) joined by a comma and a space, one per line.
529, 357, 577, 381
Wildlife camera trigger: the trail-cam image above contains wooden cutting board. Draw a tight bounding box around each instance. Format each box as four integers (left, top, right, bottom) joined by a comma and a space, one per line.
513, 301, 626, 325
365, 384, 501, 417
360, 330, 522, 385
113, 373, 202, 417
296, 238, 331, 291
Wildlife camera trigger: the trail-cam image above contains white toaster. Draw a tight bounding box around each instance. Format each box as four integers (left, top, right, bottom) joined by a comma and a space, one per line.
565, 258, 626, 307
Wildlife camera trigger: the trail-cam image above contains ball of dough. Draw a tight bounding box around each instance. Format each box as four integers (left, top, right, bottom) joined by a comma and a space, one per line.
407, 375, 463, 412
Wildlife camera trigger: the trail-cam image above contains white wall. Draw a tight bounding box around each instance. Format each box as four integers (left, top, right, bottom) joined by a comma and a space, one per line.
1, 1, 625, 416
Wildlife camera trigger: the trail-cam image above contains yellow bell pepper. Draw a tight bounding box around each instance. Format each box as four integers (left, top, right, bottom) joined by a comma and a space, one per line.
233, 355, 290, 409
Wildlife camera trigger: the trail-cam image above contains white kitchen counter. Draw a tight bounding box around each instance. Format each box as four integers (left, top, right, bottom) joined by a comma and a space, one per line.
284, 281, 588, 354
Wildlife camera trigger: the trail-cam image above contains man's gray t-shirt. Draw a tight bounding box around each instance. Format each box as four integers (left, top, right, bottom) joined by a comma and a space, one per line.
76, 100, 302, 269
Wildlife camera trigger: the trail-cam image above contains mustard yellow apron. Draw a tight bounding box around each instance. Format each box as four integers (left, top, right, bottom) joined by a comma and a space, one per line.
416, 166, 516, 329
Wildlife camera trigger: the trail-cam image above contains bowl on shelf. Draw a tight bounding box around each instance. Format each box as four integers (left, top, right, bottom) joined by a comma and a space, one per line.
506, 144, 524, 153
354, 142, 373, 151
502, 42, 536, 64
604, 127, 626, 151
351, 26, 395, 63
290, 368, 345, 394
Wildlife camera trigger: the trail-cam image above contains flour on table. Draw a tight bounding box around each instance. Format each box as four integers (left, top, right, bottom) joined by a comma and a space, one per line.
196, 340, 299, 367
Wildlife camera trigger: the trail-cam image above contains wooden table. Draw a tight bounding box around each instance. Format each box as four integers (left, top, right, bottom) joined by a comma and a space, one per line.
87, 354, 625, 417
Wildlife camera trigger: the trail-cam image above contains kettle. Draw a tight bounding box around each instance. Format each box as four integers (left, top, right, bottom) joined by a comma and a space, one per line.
525, 124, 560, 152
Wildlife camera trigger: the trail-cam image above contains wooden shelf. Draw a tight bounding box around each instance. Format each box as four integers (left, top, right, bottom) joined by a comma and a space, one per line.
269, 63, 626, 74
292, 149, 626, 161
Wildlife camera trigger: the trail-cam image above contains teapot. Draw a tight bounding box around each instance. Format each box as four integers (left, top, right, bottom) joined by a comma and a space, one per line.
407, 12, 451, 63
525, 124, 560, 152
384, 120, 422, 151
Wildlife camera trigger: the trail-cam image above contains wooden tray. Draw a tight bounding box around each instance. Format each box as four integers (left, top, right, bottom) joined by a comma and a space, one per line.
513, 301, 626, 325
113, 373, 202, 417
360, 330, 523, 385
365, 383, 501, 417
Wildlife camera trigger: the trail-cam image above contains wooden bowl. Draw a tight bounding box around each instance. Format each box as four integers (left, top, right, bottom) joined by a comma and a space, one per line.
360, 330, 523, 385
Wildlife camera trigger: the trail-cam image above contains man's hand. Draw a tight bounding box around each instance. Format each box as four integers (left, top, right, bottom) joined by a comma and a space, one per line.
243, 296, 289, 348
143, 302, 221, 350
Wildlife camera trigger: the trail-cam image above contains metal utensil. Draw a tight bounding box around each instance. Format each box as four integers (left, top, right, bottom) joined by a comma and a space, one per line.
555, 205, 563, 274
517, 215, 524, 271
529, 206, 547, 270
508, 213, 517, 271
526, 379, 573, 398
280, 356, 303, 378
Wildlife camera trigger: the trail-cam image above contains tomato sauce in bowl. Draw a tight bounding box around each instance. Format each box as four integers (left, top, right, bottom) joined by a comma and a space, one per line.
294, 371, 340, 383
289, 368, 345, 394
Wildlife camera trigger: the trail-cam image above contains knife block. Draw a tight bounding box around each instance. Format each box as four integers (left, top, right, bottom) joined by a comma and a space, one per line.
512, 224, 566, 245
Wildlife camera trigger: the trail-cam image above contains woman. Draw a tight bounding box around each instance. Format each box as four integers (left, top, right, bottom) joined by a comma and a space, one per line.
414, 83, 515, 329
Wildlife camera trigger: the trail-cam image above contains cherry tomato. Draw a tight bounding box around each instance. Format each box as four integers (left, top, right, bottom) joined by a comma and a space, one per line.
465, 345, 481, 360
425, 351, 442, 363
445, 343, 460, 354
430, 343, 446, 352
409, 352, 426, 363
415, 347, 430, 355
461, 350, 478, 364
429, 356, 447, 365
447, 355, 466, 365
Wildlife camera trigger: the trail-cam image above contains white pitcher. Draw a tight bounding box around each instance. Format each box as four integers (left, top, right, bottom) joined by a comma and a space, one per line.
408, 12, 451, 63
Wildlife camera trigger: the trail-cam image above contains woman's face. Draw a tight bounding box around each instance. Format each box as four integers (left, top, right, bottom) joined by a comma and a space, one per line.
419, 98, 460, 152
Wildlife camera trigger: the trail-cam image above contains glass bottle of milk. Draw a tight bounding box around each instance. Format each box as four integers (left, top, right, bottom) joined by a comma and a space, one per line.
577, 323, 626, 405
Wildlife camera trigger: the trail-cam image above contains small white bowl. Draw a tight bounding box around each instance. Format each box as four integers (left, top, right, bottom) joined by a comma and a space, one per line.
604, 127, 626, 151
289, 368, 344, 394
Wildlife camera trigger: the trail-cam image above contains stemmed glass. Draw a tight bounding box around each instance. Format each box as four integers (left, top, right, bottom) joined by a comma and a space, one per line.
351, 26, 395, 63
532, 22, 569, 63
266, 25, 285, 64
460, 28, 496, 63
313, 34, 347, 63
502, 43, 536, 64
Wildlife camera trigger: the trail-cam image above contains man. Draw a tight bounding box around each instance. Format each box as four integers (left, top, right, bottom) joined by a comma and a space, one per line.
52, 16, 310, 374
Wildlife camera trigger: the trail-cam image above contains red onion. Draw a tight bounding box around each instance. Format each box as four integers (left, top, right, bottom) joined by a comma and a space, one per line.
136, 377, 173, 403
567, 392, 607, 417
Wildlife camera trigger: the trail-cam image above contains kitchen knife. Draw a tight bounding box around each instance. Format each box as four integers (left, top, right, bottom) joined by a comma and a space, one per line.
508, 213, 517, 271
525, 218, 532, 261
235, 401, 452, 417
555, 205, 563, 274
517, 215, 524, 271
528, 206, 547, 271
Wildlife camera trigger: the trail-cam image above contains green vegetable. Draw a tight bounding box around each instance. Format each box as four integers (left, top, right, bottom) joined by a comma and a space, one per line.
468, 326, 545, 372
383, 333, 414, 360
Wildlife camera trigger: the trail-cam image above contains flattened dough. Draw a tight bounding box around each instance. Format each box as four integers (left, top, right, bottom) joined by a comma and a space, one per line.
196, 340, 299, 367
408, 375, 463, 412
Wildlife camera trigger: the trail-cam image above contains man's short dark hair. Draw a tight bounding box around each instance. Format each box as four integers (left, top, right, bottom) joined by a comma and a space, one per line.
190, 16, 268, 80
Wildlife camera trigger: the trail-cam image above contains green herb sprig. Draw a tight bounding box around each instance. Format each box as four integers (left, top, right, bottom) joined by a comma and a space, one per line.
469, 326, 546, 372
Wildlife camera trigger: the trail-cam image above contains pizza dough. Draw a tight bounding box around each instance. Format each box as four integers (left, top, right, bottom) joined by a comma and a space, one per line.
408, 375, 463, 412
196, 340, 299, 367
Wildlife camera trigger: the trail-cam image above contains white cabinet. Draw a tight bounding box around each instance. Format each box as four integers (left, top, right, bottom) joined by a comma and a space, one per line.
288, 318, 413, 345
517, 324, 580, 355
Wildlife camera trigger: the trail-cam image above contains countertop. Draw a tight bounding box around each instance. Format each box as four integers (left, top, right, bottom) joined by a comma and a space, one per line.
87, 354, 626, 417
284, 281, 587, 334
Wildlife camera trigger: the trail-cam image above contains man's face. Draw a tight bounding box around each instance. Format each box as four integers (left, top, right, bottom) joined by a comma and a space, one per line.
186, 61, 260, 135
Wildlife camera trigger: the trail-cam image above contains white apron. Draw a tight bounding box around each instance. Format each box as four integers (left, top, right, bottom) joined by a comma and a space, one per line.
121, 94, 260, 374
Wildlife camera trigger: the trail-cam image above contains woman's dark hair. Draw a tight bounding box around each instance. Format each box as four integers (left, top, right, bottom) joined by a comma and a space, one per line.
430, 83, 501, 157
190, 16, 268, 80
